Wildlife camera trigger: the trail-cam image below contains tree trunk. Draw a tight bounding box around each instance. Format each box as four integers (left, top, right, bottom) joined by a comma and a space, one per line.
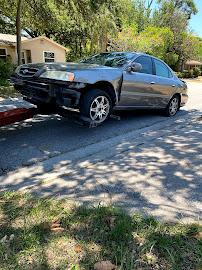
16, 0, 23, 66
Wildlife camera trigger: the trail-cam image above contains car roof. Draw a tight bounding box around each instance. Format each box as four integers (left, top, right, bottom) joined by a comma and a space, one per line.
103, 51, 153, 57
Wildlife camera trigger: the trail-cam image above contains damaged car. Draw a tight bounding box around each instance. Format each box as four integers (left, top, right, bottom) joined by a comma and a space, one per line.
11, 52, 188, 124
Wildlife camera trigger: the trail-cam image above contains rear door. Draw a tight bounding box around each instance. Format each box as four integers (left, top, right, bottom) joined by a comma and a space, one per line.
119, 55, 158, 107
151, 58, 176, 107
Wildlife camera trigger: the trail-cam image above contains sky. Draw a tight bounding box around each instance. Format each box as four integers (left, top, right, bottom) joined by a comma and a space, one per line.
190, 0, 202, 37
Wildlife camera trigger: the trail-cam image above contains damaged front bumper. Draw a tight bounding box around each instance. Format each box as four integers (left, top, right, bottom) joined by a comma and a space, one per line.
11, 74, 87, 108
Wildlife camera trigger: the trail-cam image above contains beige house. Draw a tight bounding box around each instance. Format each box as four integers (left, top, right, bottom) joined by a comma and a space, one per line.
184, 60, 202, 70
0, 34, 69, 64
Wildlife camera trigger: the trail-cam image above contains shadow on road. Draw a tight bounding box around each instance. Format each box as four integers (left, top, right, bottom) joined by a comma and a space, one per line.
0, 109, 201, 222
0, 108, 188, 173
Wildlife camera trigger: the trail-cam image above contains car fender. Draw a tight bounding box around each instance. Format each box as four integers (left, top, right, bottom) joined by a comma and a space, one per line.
73, 69, 123, 104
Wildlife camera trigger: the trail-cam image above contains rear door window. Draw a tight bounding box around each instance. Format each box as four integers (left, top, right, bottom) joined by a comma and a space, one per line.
154, 59, 172, 78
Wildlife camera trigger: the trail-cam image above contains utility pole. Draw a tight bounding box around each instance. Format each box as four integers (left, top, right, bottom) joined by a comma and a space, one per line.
16, 0, 23, 66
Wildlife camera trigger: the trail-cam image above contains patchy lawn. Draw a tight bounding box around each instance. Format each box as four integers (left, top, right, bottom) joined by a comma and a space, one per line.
0, 192, 201, 270
0, 85, 20, 98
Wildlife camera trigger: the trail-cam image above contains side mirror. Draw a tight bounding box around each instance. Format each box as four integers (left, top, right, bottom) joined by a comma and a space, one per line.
127, 62, 142, 72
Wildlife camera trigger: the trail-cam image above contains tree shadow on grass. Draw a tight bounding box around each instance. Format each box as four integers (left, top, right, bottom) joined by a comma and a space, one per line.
0, 193, 201, 270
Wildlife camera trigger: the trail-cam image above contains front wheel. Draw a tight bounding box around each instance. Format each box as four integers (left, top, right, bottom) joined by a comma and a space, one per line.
80, 89, 112, 124
164, 95, 180, 117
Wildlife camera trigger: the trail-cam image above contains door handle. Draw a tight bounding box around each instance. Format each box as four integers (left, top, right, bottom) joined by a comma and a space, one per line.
150, 82, 155, 84
172, 85, 176, 87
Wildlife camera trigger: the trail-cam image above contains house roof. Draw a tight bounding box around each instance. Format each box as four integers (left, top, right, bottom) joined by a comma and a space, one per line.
185, 60, 202, 66
0, 34, 28, 45
22, 36, 69, 52
0, 34, 69, 52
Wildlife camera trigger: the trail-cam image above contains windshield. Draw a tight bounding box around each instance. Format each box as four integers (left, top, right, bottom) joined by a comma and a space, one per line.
80, 52, 136, 67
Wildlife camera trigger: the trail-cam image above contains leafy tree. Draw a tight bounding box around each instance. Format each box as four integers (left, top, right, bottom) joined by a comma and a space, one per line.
111, 26, 176, 67
153, 0, 198, 70
0, 0, 201, 68
0, 16, 15, 34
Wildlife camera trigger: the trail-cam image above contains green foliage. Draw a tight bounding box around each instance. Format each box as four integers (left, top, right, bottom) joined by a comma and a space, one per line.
136, 26, 174, 59
0, 17, 15, 34
178, 69, 201, 79
111, 26, 177, 66
195, 38, 202, 61
193, 67, 201, 78
176, 72, 183, 78
0, 0, 201, 70
0, 191, 202, 270
0, 60, 15, 86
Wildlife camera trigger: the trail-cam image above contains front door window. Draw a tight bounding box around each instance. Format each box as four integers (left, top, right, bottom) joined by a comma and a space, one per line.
134, 56, 153, 75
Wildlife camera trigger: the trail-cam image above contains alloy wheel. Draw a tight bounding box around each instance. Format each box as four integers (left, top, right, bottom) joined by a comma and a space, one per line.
90, 95, 110, 123
169, 97, 179, 116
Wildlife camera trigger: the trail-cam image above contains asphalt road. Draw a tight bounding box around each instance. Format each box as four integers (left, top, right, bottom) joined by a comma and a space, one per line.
0, 81, 201, 175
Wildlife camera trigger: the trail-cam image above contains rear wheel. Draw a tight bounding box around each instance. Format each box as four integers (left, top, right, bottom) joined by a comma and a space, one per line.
165, 95, 180, 117
80, 89, 112, 124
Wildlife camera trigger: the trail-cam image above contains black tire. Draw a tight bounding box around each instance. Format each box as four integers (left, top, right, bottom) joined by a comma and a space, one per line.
37, 103, 56, 114
80, 89, 112, 124
164, 95, 180, 117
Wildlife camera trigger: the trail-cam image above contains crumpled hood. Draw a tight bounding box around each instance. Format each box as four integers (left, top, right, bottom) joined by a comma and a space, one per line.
22, 62, 118, 72
20, 62, 123, 87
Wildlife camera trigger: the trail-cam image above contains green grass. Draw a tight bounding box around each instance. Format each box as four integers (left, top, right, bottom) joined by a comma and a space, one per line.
0, 192, 201, 270
0, 84, 20, 98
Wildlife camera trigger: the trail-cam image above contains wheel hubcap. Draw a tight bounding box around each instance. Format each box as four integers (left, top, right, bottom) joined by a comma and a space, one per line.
90, 96, 110, 123
169, 97, 179, 116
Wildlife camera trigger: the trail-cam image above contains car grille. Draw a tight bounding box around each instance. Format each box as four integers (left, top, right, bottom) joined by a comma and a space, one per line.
18, 67, 39, 77
20, 81, 49, 100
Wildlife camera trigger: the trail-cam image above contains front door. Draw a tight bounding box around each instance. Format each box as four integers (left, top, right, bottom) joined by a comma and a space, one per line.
118, 55, 158, 107
26, 50, 32, 63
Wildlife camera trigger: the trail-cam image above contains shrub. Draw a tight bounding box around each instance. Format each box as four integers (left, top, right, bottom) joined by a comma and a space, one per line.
180, 69, 195, 78
188, 69, 194, 78
193, 67, 201, 78
0, 60, 15, 86
181, 70, 189, 78
176, 72, 183, 78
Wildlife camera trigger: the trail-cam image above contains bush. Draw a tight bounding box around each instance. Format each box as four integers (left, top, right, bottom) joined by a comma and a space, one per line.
188, 69, 194, 78
0, 60, 15, 86
193, 67, 201, 78
180, 69, 195, 78
181, 70, 189, 78
176, 72, 183, 78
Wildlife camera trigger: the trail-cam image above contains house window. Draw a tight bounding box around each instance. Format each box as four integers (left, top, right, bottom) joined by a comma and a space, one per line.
44, 51, 55, 62
21, 51, 26, 64
0, 48, 7, 61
